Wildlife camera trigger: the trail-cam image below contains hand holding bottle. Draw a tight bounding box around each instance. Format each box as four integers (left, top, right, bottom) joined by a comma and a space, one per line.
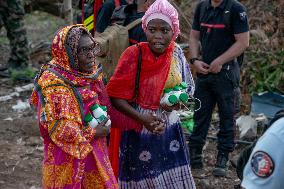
160, 102, 181, 112
94, 118, 111, 138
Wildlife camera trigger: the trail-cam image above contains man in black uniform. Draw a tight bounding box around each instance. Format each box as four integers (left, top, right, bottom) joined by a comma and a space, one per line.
188, 0, 249, 177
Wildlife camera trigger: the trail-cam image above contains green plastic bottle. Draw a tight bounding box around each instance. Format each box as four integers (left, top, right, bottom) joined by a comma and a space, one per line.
90, 104, 111, 127
84, 113, 98, 128
160, 88, 178, 106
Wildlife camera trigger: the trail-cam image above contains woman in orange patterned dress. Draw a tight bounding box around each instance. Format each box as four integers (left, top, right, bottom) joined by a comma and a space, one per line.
30, 25, 118, 189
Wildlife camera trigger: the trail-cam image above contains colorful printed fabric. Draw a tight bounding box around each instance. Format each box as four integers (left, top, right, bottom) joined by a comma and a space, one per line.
164, 45, 195, 94
30, 25, 118, 189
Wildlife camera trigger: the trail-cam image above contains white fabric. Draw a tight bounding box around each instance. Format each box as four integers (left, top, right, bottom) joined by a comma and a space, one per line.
145, 13, 174, 31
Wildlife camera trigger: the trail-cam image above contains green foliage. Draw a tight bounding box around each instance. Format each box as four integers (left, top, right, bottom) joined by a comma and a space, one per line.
10, 66, 36, 82
0, 36, 9, 44
245, 49, 284, 94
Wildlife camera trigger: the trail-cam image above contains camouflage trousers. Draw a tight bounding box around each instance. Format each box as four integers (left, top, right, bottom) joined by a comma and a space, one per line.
0, 0, 29, 69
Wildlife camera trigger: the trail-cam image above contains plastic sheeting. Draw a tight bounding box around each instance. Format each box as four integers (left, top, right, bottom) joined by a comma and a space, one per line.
251, 91, 284, 118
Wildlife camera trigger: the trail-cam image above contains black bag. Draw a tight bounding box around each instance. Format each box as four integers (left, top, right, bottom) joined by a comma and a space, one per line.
130, 44, 142, 108
199, 0, 244, 67
134, 45, 142, 101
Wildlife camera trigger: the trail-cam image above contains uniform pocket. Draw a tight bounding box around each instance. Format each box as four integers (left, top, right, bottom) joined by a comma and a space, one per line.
223, 66, 240, 89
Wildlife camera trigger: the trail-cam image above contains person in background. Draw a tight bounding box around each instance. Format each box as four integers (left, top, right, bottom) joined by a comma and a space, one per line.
123, 0, 155, 45
241, 110, 284, 189
0, 0, 34, 81
106, 0, 196, 188
95, 0, 154, 45
96, 0, 132, 33
188, 0, 249, 177
30, 25, 118, 188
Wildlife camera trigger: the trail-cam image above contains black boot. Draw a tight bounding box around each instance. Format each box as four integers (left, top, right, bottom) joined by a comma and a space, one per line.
189, 147, 203, 169
212, 151, 229, 177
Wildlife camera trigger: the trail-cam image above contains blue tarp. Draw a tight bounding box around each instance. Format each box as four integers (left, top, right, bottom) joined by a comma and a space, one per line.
251, 92, 284, 118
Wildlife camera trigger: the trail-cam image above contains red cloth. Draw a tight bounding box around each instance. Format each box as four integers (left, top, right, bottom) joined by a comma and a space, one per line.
93, 80, 140, 179
106, 41, 174, 179
108, 127, 121, 178
107, 41, 174, 110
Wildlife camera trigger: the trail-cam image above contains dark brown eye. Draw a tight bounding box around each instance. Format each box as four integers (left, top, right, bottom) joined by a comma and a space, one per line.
163, 29, 170, 34
148, 28, 155, 33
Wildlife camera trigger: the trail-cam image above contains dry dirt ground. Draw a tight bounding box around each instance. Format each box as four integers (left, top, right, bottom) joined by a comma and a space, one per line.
0, 10, 246, 189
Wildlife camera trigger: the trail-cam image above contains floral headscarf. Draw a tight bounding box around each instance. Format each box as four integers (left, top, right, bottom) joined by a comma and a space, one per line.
65, 26, 85, 70
142, 0, 180, 39
49, 25, 100, 78
31, 24, 103, 90
30, 25, 102, 123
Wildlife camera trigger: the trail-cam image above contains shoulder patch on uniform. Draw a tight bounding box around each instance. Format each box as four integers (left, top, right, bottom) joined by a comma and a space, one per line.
239, 12, 247, 21
251, 151, 274, 178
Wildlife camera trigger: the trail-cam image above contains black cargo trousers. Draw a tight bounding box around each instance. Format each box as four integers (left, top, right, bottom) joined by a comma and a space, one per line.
189, 61, 240, 153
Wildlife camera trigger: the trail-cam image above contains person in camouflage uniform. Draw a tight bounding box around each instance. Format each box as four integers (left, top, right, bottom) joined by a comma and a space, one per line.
0, 0, 33, 80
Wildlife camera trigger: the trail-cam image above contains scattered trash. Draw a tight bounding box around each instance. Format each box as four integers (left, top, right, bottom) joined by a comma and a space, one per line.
29, 186, 41, 189
3, 117, 13, 121
12, 100, 31, 112
237, 115, 257, 140
36, 145, 44, 152
16, 138, 23, 145
14, 83, 34, 93
10, 160, 20, 174
0, 83, 33, 102
0, 92, 20, 102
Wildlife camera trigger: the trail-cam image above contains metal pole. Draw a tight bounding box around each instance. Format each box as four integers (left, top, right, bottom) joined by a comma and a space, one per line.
63, 0, 73, 24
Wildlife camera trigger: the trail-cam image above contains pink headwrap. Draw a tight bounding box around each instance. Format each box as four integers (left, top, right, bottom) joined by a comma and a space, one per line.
142, 0, 180, 39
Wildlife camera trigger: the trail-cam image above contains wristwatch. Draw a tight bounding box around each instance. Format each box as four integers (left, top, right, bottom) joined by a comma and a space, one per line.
189, 58, 199, 64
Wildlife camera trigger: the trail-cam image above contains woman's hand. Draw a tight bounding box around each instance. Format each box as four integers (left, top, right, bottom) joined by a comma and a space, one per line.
152, 121, 165, 135
110, 98, 166, 134
139, 112, 164, 133
94, 118, 110, 138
